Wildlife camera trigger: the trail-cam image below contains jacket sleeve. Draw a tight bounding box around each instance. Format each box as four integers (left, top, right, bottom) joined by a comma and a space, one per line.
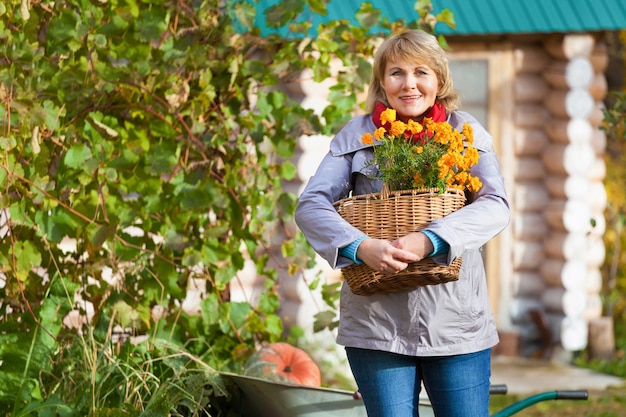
424, 111, 511, 265
295, 150, 368, 269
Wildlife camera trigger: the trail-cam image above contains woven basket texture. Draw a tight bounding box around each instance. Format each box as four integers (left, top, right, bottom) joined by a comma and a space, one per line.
334, 187, 466, 296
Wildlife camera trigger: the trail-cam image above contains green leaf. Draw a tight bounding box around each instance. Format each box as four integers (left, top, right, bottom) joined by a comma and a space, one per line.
436, 9, 456, 30
64, 144, 93, 169
0, 136, 17, 150
307, 0, 328, 15
234, 2, 256, 31
265, 0, 306, 28
313, 310, 338, 332
13, 241, 42, 281
355, 3, 381, 29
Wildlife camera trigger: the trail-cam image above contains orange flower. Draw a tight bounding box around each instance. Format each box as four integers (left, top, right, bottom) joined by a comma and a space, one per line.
374, 127, 386, 140
361, 132, 374, 145
407, 119, 423, 135
413, 173, 423, 187
380, 108, 396, 125
390, 120, 407, 137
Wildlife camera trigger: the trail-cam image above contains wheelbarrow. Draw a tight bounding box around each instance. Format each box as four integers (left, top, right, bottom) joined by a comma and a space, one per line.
220, 372, 588, 417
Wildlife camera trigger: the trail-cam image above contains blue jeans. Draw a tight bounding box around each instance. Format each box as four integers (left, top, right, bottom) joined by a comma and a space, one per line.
346, 347, 491, 417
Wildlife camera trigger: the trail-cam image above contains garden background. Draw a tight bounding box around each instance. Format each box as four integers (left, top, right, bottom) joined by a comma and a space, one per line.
0, 1, 625, 416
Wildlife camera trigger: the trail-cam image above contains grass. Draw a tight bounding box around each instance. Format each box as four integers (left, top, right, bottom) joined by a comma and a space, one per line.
488, 386, 626, 416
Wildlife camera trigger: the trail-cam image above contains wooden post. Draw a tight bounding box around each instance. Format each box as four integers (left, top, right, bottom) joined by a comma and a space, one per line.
588, 316, 615, 359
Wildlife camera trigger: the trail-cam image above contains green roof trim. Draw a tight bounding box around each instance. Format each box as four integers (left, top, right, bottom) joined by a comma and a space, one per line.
252, 0, 626, 36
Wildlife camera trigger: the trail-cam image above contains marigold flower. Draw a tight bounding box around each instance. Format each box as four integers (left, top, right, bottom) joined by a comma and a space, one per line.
390, 120, 407, 137
374, 127, 386, 140
361, 132, 374, 145
380, 108, 396, 125
462, 123, 474, 144
407, 119, 423, 135
413, 173, 423, 187
367, 106, 482, 193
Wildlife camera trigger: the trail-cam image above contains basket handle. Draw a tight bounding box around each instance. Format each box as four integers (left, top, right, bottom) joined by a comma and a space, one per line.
380, 183, 389, 199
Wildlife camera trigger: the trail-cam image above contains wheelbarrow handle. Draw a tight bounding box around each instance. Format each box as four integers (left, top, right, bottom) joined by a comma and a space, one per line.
489, 384, 508, 395
490, 390, 589, 417
554, 390, 589, 400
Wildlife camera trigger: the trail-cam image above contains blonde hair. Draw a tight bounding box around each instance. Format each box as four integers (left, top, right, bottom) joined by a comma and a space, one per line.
365, 30, 460, 114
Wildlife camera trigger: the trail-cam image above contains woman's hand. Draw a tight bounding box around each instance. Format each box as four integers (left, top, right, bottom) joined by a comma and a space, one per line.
356, 238, 419, 274
391, 232, 433, 259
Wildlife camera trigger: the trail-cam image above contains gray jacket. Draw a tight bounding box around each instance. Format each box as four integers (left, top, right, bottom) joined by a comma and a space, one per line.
295, 110, 510, 356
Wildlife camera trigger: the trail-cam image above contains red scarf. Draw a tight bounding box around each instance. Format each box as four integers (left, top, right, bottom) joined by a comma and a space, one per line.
372, 101, 447, 143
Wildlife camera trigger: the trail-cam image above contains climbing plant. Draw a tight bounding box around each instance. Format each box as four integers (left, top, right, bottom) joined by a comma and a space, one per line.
0, 0, 453, 414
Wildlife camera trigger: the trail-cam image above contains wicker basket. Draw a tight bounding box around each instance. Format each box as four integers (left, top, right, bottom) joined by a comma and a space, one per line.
333, 186, 466, 296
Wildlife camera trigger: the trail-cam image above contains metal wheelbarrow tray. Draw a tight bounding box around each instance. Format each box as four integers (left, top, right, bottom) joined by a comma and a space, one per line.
220, 372, 588, 417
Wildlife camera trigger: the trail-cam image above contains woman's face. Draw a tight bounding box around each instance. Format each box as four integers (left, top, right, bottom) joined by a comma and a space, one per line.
381, 58, 439, 121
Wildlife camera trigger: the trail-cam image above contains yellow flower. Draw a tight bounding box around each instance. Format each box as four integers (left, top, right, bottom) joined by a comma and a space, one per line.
462, 123, 474, 144
374, 127, 386, 140
414, 146, 423, 154
390, 120, 407, 137
468, 176, 483, 192
407, 119, 423, 135
380, 108, 396, 125
361, 132, 374, 145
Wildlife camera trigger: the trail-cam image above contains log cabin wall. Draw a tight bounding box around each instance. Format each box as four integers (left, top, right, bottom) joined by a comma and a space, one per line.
447, 33, 610, 357
540, 34, 608, 354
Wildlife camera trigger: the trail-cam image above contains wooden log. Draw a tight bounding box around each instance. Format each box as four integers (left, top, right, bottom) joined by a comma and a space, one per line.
543, 57, 594, 89
544, 33, 595, 59
588, 209, 606, 237
514, 182, 549, 211
513, 240, 543, 270
588, 73, 608, 101
514, 104, 550, 128
590, 129, 607, 156
540, 258, 587, 290
297, 135, 333, 181
544, 175, 589, 200
514, 45, 550, 73
544, 232, 587, 261
564, 319, 589, 351
512, 271, 547, 297
514, 212, 546, 240
514, 157, 545, 181
588, 180, 608, 213
588, 157, 606, 184
544, 89, 595, 119
550, 314, 588, 351
515, 128, 549, 156
589, 101, 606, 127
542, 287, 587, 316
586, 237, 606, 269
587, 316, 615, 359
584, 293, 603, 320
515, 74, 549, 102
545, 117, 593, 144
586, 268, 603, 293
589, 42, 609, 72
542, 142, 595, 176
544, 199, 593, 233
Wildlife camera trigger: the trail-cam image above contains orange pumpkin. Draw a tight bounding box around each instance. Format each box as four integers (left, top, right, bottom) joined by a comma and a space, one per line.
244, 342, 322, 387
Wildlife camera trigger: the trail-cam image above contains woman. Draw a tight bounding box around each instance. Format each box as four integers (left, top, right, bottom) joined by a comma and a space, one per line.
295, 29, 510, 417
